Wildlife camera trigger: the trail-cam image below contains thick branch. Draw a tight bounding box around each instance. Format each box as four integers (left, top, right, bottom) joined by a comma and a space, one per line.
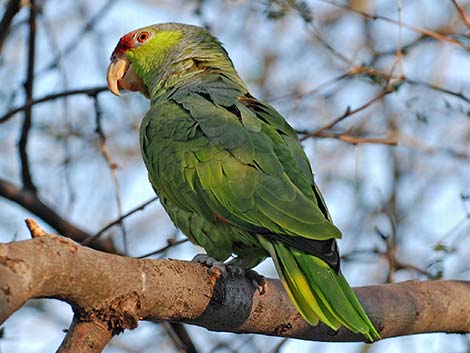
57, 318, 112, 353
1, 188, 196, 352
0, 178, 115, 253
1, 235, 469, 347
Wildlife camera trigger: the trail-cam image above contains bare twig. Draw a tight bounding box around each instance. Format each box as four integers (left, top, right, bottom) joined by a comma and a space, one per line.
270, 338, 289, 353
405, 78, 470, 105
0, 86, 108, 124
398, 133, 470, 160
137, 238, 189, 259
451, 0, 470, 30
38, 13, 77, 213
298, 130, 398, 146
300, 86, 394, 141
373, 34, 431, 61
319, 0, 470, 50
36, 0, 115, 76
162, 322, 200, 353
83, 197, 158, 246
394, 0, 404, 77
307, 23, 352, 65
347, 65, 470, 106
18, 0, 38, 192
341, 246, 433, 279
25, 218, 47, 238
285, 0, 352, 65
267, 73, 350, 102
395, 261, 433, 278
93, 95, 128, 253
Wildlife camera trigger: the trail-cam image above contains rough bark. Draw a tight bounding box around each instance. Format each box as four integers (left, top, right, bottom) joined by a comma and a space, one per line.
0, 233, 469, 351
58, 319, 113, 353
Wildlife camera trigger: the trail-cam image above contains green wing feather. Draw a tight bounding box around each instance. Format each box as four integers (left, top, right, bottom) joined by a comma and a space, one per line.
170, 85, 341, 240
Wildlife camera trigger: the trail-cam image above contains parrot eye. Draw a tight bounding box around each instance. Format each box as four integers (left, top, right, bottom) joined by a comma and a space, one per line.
136, 31, 151, 44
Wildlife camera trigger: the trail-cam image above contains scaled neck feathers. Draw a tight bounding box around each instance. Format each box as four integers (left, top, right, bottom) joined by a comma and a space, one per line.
149, 54, 248, 102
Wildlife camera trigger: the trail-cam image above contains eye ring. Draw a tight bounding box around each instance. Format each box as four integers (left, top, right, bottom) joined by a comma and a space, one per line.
136, 31, 151, 43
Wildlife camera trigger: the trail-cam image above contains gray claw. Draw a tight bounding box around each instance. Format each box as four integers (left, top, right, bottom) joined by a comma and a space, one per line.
246, 270, 267, 295
192, 254, 219, 266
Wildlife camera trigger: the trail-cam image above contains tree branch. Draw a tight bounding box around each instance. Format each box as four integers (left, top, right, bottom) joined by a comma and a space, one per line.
1, 183, 198, 352
451, 0, 470, 31
18, 0, 38, 192
299, 86, 394, 141
35, 0, 115, 77
0, 86, 108, 124
1, 229, 469, 351
57, 318, 113, 353
297, 130, 398, 146
319, 0, 470, 50
0, 0, 21, 53
0, 178, 115, 253
83, 196, 158, 246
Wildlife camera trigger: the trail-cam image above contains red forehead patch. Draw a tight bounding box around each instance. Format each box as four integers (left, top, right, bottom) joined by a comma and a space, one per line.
111, 31, 136, 59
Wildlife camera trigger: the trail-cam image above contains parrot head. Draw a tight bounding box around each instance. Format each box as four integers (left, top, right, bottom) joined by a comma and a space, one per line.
107, 23, 239, 98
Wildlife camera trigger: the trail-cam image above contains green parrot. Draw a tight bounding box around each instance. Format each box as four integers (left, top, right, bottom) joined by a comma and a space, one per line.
107, 23, 380, 341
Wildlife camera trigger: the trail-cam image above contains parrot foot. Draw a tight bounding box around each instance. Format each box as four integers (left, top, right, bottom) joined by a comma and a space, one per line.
192, 253, 244, 277
192, 254, 222, 267
192, 254, 267, 294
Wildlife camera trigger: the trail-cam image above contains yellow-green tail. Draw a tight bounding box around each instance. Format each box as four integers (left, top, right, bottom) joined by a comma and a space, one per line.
259, 238, 380, 341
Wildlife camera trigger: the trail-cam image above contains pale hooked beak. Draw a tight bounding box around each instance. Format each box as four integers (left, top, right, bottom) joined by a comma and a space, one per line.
106, 56, 130, 96
106, 56, 148, 97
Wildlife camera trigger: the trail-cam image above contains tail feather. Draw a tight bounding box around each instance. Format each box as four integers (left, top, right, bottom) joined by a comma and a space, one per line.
273, 240, 339, 328
260, 238, 380, 341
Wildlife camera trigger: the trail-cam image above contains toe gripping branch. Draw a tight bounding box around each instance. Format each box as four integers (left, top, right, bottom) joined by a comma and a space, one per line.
192, 254, 267, 294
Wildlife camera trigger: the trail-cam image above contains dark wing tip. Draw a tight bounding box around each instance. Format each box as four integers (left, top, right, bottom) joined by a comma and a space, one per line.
264, 231, 340, 272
